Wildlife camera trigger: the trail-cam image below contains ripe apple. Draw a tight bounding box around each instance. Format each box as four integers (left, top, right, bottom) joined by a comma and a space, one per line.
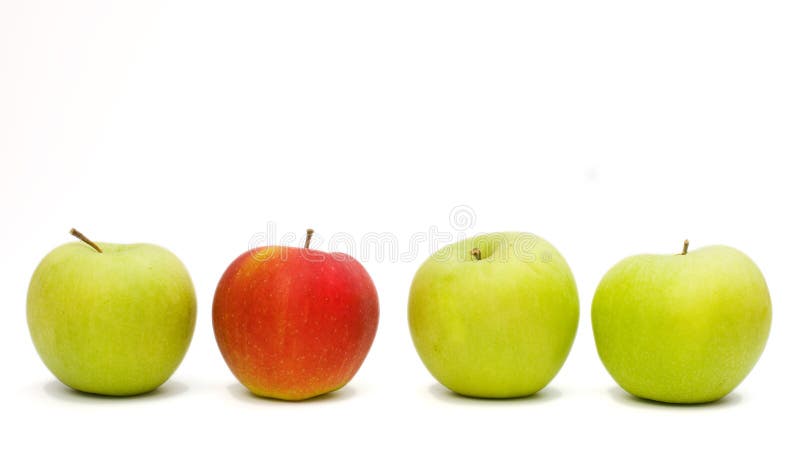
592, 240, 771, 404
213, 229, 379, 401
27, 229, 197, 396
408, 232, 579, 398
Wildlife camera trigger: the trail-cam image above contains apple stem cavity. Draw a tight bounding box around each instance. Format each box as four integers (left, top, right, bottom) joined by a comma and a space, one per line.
682, 239, 689, 255
471, 248, 482, 261
305, 229, 314, 249
70, 228, 103, 253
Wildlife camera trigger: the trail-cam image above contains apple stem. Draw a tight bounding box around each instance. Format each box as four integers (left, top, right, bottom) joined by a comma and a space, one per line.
471, 248, 481, 261
70, 228, 103, 253
304, 228, 314, 249
682, 239, 689, 255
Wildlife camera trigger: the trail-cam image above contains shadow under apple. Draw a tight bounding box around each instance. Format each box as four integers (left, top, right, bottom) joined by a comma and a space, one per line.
427, 383, 563, 405
42, 379, 189, 402
225, 383, 358, 404
607, 386, 743, 409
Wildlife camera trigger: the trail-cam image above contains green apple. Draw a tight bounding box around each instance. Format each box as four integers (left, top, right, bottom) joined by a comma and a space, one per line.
408, 232, 579, 398
592, 241, 771, 404
27, 229, 197, 396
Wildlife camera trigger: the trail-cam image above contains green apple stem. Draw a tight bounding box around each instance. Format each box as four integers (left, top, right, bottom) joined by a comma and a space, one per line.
682, 239, 689, 255
471, 248, 481, 261
70, 228, 103, 253
305, 228, 314, 249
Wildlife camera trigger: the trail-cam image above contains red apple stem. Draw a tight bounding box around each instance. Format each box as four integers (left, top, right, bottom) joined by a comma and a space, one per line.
471, 248, 481, 261
682, 239, 689, 255
304, 228, 314, 249
70, 228, 103, 253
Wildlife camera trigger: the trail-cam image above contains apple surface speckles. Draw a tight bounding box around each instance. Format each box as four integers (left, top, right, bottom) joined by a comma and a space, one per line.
591, 243, 771, 404
27, 230, 197, 396
408, 232, 579, 398
213, 232, 379, 401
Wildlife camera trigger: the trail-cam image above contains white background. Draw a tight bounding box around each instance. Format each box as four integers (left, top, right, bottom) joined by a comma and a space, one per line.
2, 1, 798, 465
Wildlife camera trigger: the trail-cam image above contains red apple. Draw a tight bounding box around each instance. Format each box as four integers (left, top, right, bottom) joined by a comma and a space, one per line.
212, 229, 379, 400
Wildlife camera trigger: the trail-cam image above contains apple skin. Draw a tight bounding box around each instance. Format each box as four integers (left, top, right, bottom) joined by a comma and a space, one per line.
212, 246, 379, 401
408, 232, 579, 398
27, 241, 197, 396
592, 245, 771, 404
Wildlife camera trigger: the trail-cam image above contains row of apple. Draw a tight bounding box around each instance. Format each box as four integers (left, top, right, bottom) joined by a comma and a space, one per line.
27, 228, 770, 404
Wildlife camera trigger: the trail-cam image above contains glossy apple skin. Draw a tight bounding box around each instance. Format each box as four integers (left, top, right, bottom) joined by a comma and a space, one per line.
27, 242, 197, 396
408, 232, 579, 398
592, 245, 771, 404
213, 246, 379, 401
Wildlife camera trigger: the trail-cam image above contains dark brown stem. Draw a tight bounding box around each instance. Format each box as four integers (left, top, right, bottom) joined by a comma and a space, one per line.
471, 248, 481, 261
304, 229, 314, 249
681, 239, 689, 255
70, 228, 103, 253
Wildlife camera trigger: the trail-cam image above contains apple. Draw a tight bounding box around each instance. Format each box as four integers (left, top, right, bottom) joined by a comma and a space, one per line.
592, 240, 771, 404
27, 229, 197, 396
213, 229, 379, 401
408, 232, 579, 398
